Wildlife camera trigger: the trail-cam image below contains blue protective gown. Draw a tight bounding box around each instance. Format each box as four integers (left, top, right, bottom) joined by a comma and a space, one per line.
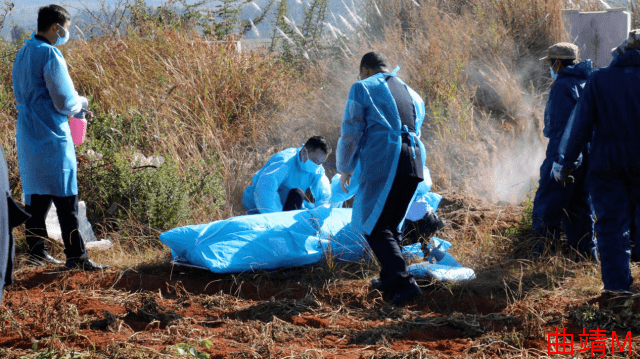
330, 163, 437, 215
559, 49, 640, 291
329, 162, 361, 207
12, 34, 86, 204
531, 60, 596, 256
243, 147, 331, 214
336, 68, 426, 236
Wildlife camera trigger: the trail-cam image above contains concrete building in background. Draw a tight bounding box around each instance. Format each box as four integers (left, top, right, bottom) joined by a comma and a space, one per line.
564, 7, 631, 68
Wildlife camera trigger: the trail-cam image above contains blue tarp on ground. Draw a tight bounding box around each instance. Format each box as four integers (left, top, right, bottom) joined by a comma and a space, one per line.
160, 207, 475, 281
160, 207, 366, 273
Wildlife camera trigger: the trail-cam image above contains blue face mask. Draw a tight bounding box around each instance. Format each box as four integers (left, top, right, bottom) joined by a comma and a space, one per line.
55, 24, 70, 46
302, 149, 321, 173
549, 66, 558, 80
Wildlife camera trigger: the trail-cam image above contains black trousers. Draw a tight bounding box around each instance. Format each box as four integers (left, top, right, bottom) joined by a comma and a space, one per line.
283, 188, 305, 211
366, 170, 421, 293
25, 194, 87, 260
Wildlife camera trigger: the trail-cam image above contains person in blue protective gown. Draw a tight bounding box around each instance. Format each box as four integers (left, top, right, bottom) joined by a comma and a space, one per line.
554, 30, 640, 292
336, 51, 426, 306
531, 42, 597, 260
12, 5, 107, 270
243, 136, 331, 214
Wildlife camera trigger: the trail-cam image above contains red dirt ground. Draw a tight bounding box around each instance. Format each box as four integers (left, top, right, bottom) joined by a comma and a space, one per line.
2, 258, 640, 358
2, 195, 640, 357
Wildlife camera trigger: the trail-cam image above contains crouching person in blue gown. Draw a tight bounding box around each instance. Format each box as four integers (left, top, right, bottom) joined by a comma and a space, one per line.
531, 42, 597, 260
337, 52, 426, 306
243, 136, 332, 214
12, 5, 107, 270
554, 31, 640, 292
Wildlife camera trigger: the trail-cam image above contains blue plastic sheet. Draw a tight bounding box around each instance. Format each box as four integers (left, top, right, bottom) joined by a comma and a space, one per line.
160, 209, 475, 282
161, 207, 369, 273
407, 237, 476, 281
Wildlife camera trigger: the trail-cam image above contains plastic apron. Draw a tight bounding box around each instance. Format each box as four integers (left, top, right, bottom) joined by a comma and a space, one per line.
337, 68, 426, 236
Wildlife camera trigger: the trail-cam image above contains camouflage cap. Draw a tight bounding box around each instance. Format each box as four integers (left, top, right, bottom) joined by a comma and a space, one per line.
540, 42, 579, 60
611, 29, 640, 57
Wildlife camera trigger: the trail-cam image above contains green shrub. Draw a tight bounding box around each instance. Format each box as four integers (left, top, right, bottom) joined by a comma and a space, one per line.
77, 111, 225, 233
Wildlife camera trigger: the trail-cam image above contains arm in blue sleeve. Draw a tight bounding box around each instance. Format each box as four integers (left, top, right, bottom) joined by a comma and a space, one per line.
559, 79, 595, 165
546, 80, 580, 141
43, 50, 85, 117
253, 163, 287, 213
310, 173, 331, 208
336, 83, 366, 175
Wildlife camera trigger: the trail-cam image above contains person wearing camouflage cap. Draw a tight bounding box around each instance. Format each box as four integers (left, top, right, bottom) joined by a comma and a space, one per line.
540, 42, 579, 60
531, 42, 597, 261
556, 30, 640, 292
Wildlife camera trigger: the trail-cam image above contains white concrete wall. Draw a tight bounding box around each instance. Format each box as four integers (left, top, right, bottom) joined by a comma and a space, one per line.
564, 8, 631, 68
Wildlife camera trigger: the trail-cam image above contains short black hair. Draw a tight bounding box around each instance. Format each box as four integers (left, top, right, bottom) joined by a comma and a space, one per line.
304, 135, 331, 154
549, 58, 579, 68
38, 5, 71, 33
360, 51, 389, 71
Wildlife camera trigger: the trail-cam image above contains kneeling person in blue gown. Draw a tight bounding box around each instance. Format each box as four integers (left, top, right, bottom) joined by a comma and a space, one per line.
243, 136, 332, 214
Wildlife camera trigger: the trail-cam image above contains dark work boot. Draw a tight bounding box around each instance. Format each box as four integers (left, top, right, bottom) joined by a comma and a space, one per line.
65, 258, 109, 271
390, 278, 422, 306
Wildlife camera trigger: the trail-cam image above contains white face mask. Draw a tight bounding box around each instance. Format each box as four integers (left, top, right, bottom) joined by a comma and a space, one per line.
549, 66, 558, 80
302, 149, 321, 173
55, 24, 70, 46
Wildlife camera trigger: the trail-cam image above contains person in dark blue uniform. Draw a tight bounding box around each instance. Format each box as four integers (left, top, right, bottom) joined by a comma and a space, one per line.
531, 43, 597, 260
555, 30, 640, 292
0, 146, 31, 303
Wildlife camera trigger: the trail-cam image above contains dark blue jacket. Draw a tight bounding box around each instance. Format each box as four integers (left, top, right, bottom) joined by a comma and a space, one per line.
0, 147, 30, 303
544, 60, 592, 156
560, 50, 640, 181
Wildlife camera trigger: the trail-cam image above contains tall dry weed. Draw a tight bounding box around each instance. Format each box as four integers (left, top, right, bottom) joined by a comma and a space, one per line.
352, 0, 567, 203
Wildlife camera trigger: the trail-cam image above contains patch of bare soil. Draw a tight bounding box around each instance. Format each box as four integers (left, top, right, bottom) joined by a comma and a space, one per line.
2, 194, 640, 358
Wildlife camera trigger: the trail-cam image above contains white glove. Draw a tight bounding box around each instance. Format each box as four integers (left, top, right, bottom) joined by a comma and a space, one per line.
551, 162, 574, 186
79, 96, 89, 109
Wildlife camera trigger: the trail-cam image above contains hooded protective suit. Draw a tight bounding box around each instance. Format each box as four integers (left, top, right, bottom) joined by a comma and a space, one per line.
12, 34, 87, 204
243, 147, 331, 214
559, 49, 640, 291
531, 60, 596, 257
336, 68, 426, 236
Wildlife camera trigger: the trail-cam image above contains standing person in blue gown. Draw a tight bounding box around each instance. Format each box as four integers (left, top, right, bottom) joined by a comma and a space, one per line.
337, 52, 426, 306
12, 5, 107, 270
